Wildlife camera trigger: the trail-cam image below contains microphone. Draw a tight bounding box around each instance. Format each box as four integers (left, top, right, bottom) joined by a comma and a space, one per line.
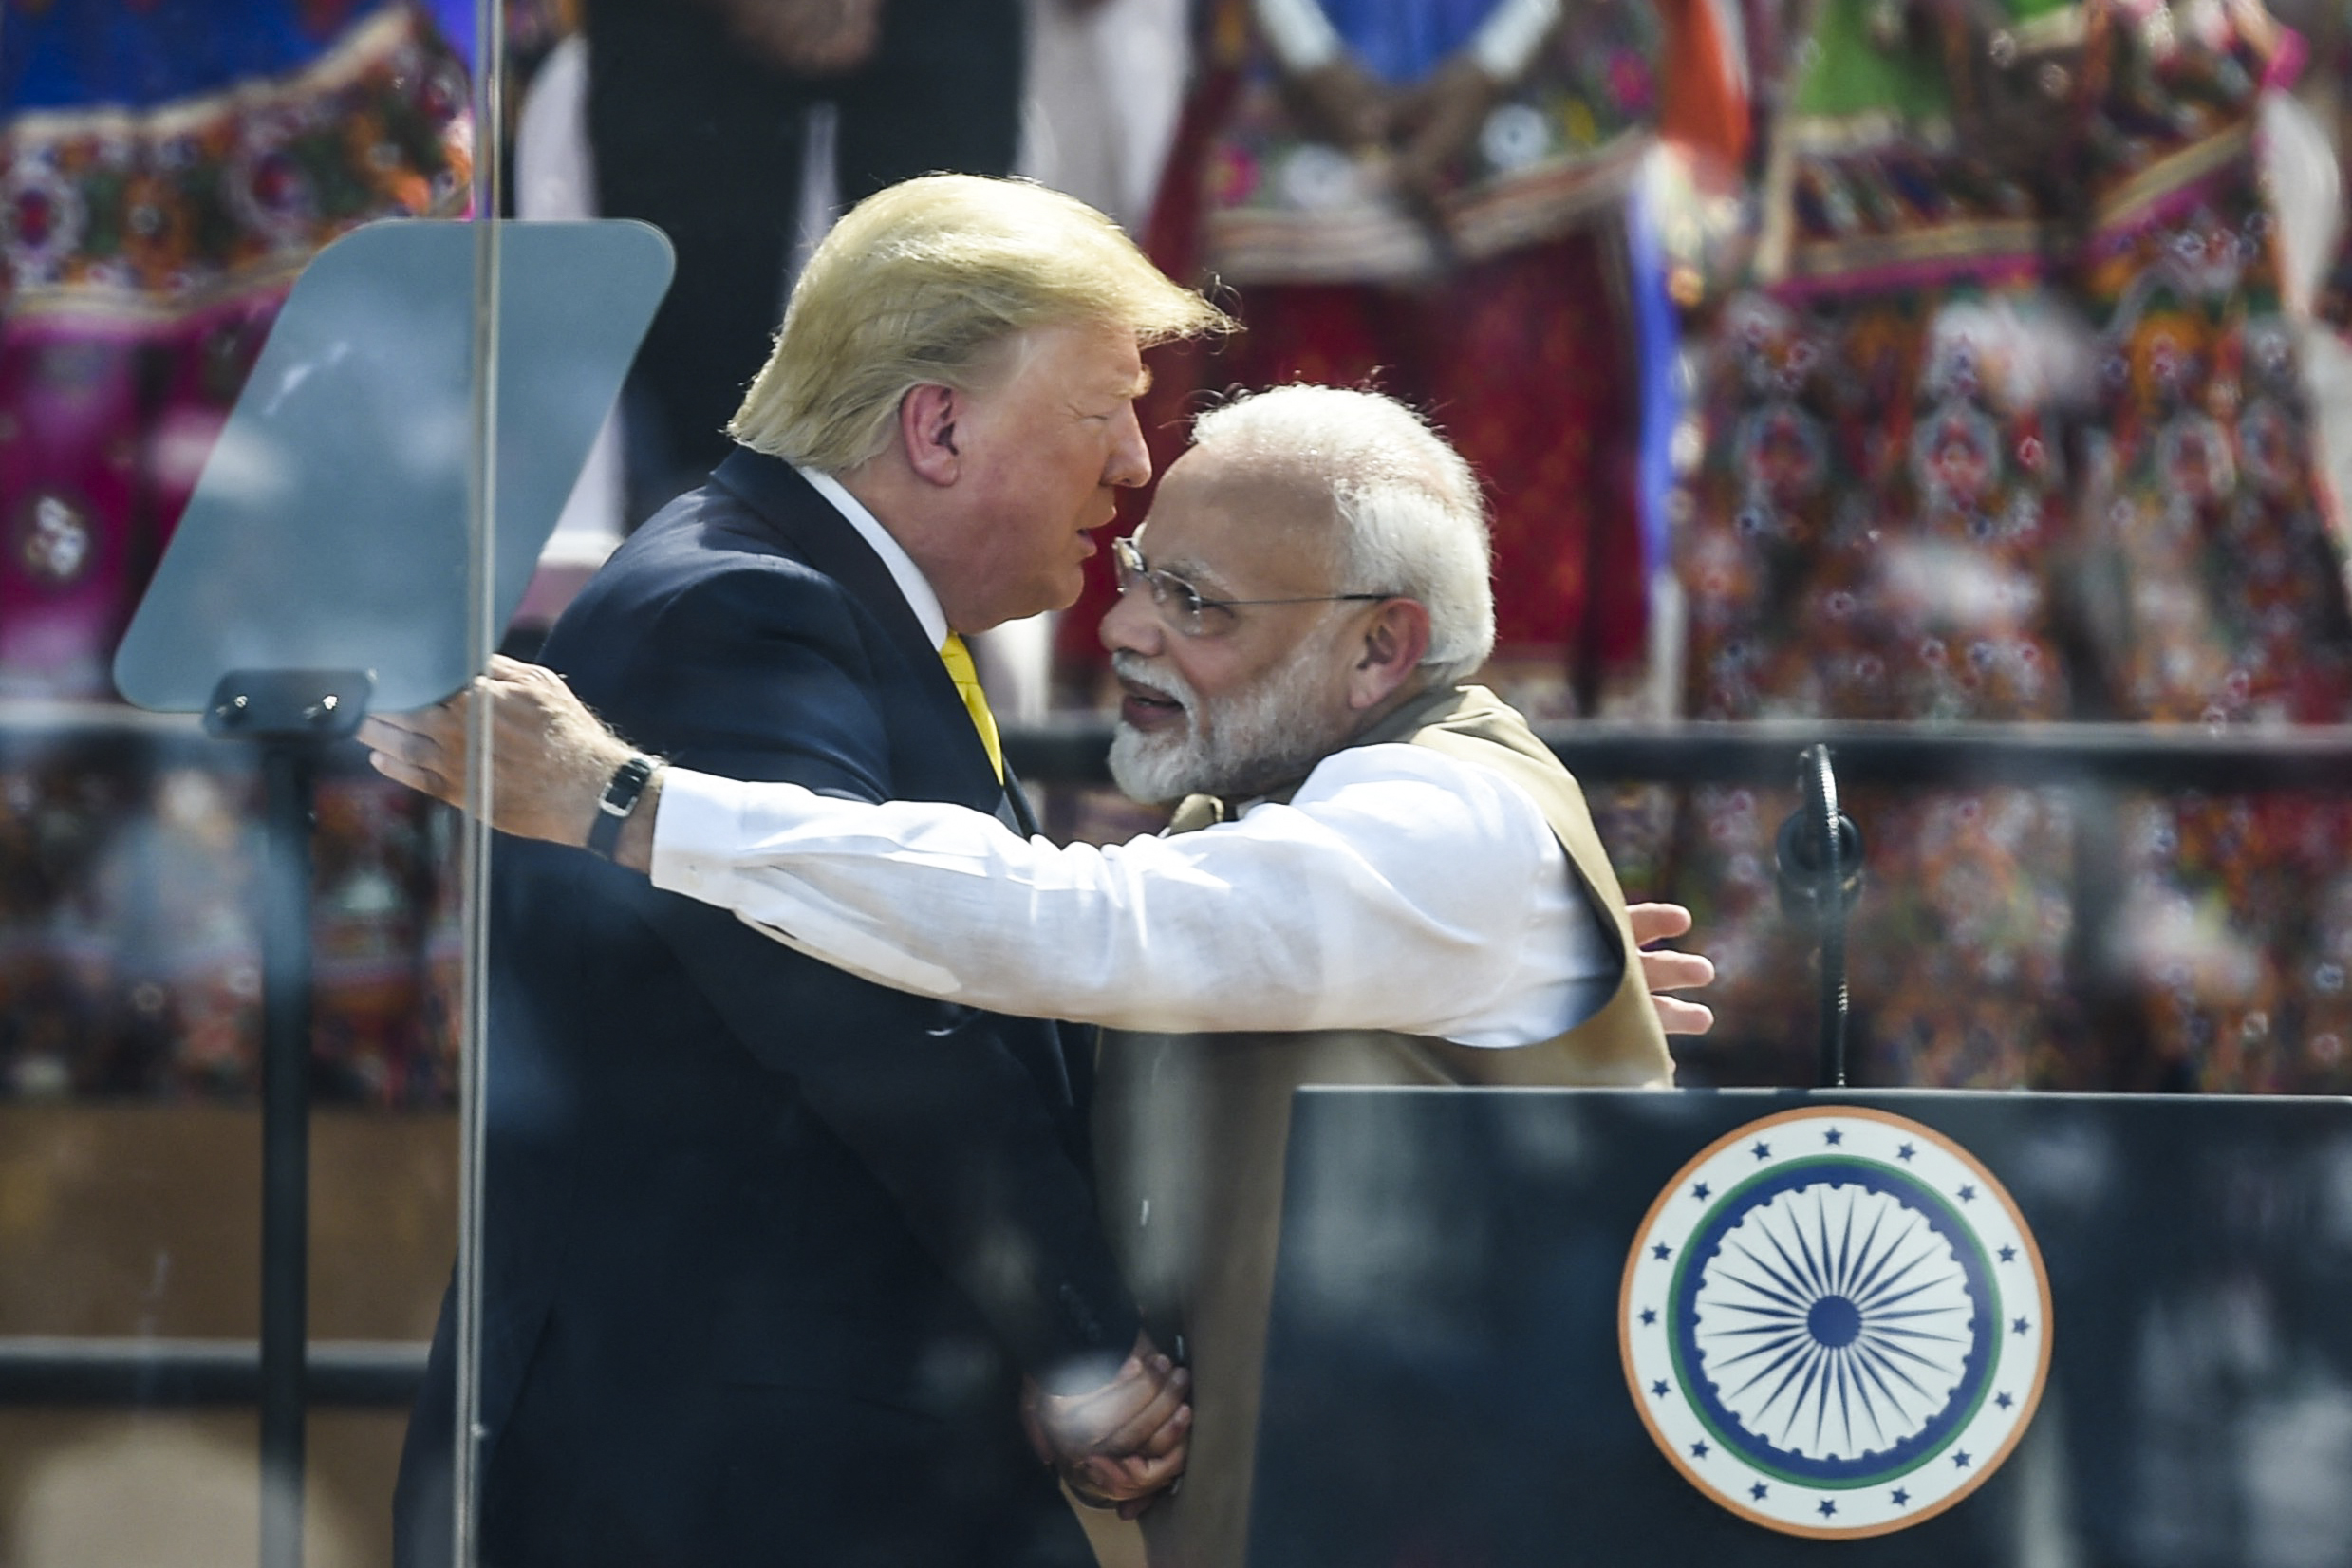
1775, 744, 1864, 1087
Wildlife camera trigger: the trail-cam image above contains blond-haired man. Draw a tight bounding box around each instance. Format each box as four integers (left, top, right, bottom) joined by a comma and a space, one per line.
390, 176, 1225, 1568
376, 384, 1711, 1566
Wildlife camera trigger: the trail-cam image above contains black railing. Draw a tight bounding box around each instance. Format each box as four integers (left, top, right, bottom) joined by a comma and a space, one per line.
1006, 716, 2352, 791
11, 715, 2352, 1412
13, 701, 2352, 792
0, 1337, 426, 1407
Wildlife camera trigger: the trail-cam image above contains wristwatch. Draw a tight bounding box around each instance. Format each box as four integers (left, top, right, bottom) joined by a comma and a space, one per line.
587, 753, 659, 860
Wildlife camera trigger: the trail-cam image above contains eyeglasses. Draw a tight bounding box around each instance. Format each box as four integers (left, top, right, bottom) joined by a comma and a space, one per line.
1111, 535, 1392, 638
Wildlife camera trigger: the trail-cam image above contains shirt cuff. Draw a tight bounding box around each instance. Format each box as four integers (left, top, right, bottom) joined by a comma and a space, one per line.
647, 768, 755, 903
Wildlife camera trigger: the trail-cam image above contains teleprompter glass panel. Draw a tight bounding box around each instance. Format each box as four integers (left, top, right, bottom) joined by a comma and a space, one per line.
113, 219, 672, 717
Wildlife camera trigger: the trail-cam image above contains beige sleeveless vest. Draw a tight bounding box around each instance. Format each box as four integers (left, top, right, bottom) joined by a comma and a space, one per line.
1095, 684, 1672, 1567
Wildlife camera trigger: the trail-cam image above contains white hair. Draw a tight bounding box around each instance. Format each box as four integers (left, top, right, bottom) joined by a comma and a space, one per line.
1187, 385, 1496, 683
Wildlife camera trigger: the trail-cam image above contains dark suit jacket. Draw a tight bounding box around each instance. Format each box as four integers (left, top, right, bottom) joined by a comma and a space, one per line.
395, 450, 1137, 1568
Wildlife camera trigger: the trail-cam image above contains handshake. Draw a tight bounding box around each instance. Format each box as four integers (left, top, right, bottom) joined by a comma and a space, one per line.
1023, 1332, 1192, 1521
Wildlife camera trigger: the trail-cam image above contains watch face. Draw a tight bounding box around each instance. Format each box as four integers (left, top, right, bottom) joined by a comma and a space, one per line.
601, 756, 654, 811
1620, 1105, 2053, 1540
587, 756, 656, 858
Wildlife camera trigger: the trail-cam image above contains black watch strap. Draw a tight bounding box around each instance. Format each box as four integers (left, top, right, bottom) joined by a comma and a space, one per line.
587, 754, 658, 860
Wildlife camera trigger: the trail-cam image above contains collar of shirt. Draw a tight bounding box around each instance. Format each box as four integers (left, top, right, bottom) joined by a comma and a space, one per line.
795, 464, 949, 651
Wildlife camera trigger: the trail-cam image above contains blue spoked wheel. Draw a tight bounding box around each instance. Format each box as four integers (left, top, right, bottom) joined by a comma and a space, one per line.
1671, 1159, 1994, 1487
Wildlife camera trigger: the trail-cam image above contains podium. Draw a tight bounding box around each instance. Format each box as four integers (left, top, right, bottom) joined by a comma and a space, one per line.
1250, 1087, 2352, 1564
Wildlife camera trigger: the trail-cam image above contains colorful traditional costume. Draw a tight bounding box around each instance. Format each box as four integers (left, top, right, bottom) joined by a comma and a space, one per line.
1673, 0, 2352, 1091
1057, 0, 1747, 717
0, 0, 472, 1104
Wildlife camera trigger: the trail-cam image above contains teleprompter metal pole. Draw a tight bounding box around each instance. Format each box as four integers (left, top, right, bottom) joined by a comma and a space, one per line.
258, 737, 314, 1568
207, 671, 371, 1568
455, 13, 509, 1559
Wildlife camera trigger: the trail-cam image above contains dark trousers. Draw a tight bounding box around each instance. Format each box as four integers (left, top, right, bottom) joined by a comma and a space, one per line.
582, 0, 1024, 516
394, 1301, 1096, 1568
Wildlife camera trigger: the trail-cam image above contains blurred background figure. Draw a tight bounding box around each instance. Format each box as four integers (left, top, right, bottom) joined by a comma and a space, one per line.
502, 0, 1189, 711
579, 0, 1027, 520
1053, 0, 1750, 728
1019, 0, 1191, 233
507, 9, 634, 626
1664, 0, 2352, 1093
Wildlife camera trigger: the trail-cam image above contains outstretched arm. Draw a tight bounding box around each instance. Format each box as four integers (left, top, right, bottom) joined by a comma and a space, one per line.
362, 656, 1718, 1040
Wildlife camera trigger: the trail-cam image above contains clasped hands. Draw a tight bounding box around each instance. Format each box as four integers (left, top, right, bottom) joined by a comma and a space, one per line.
702, 0, 886, 75
1289, 50, 1509, 206
1022, 1333, 1192, 1519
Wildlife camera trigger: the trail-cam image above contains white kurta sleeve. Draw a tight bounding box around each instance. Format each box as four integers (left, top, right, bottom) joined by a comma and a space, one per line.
651, 743, 1618, 1046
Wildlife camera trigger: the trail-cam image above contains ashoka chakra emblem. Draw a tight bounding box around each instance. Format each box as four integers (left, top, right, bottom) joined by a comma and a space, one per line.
1619, 1106, 2052, 1538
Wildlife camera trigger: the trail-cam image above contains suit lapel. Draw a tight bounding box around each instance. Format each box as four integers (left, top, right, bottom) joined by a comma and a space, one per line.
714, 453, 1092, 1116
712, 450, 1006, 813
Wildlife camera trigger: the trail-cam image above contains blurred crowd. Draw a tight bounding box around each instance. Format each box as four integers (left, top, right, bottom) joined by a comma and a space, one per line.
9, 0, 2352, 1103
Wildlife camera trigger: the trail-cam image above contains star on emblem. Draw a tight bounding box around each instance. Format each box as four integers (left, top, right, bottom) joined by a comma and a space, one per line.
1752, 1141, 1772, 1160
1999, 1244, 2017, 1262
1652, 1379, 1671, 1398
1896, 1142, 1916, 1161
1652, 1242, 1672, 1261
1892, 1488, 1910, 1506
1639, 1307, 1657, 1327
1750, 1483, 1768, 1501
1996, 1391, 2014, 1410
1691, 1181, 1710, 1200
1817, 1500, 1838, 1519
2011, 1316, 2030, 1335
1690, 1441, 1709, 1459
1952, 1451, 1972, 1469
1823, 1128, 1844, 1146
1957, 1185, 1977, 1203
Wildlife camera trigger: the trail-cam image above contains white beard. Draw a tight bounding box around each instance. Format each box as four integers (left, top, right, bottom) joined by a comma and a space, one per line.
1106, 644, 1353, 805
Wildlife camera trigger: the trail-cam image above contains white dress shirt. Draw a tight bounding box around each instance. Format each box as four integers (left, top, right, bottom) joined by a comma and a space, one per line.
651, 740, 1620, 1047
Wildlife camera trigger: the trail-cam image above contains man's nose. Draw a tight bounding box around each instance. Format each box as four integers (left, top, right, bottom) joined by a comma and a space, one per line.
1105, 404, 1151, 490
1100, 571, 1163, 655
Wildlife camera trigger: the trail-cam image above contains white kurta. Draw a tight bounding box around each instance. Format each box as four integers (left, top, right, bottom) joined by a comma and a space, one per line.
649, 740, 1618, 1046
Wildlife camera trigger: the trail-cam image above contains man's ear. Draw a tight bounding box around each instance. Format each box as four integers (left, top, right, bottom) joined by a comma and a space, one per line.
898, 383, 963, 487
1347, 598, 1432, 710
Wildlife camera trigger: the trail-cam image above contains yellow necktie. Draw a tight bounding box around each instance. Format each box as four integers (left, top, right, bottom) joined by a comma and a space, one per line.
939, 633, 1003, 782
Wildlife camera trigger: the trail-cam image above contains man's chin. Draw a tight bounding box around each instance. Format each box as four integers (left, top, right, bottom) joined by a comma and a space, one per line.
1106, 722, 1199, 806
